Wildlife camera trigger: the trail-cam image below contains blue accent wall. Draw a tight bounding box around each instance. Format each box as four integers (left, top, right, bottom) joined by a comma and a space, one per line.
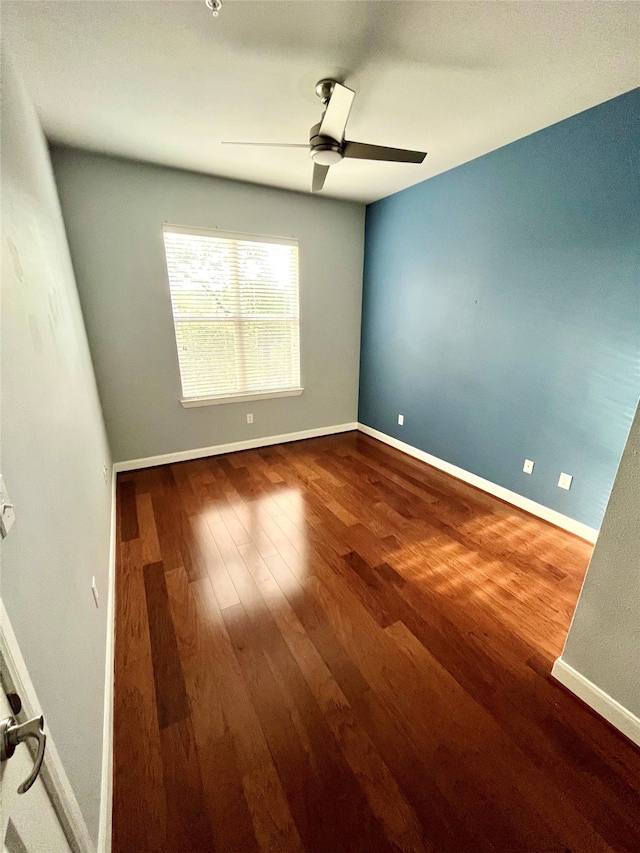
359, 89, 640, 530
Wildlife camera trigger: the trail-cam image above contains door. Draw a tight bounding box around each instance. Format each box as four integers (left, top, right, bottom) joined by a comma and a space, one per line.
0, 611, 72, 853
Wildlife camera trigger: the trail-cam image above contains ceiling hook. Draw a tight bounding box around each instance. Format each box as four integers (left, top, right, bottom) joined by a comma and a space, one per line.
205, 0, 222, 18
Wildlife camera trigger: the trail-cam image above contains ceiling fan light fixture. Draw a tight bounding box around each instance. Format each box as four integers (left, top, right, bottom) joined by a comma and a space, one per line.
310, 144, 343, 166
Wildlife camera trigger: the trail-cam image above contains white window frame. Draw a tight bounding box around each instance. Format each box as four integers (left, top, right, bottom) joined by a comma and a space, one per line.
162, 224, 303, 408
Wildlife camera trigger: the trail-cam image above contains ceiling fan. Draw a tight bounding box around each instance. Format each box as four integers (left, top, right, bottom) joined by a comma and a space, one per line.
223, 79, 427, 192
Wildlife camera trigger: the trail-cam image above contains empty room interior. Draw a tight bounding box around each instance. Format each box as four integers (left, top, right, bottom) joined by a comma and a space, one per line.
1, 1, 639, 851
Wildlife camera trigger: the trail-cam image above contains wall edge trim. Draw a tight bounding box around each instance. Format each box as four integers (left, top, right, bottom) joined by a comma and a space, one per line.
552, 658, 640, 748
356, 423, 598, 542
97, 469, 117, 853
113, 423, 359, 473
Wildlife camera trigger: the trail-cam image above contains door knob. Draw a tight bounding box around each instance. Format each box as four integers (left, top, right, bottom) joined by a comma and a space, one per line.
0, 714, 46, 793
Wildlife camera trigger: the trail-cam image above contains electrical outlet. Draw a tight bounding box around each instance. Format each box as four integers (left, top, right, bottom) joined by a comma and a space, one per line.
103, 463, 110, 484
91, 577, 100, 608
523, 459, 534, 474
558, 472, 573, 490
398, 414, 404, 426
246, 413, 254, 424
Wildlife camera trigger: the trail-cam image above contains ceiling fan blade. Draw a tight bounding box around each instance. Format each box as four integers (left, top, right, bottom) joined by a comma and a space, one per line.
311, 163, 329, 193
318, 83, 355, 142
343, 141, 426, 163
222, 142, 308, 148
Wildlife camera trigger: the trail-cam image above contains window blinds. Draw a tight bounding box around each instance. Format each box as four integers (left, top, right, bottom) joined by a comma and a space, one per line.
163, 226, 300, 402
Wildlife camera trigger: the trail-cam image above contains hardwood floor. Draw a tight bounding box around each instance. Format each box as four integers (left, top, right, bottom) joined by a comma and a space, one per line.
113, 432, 640, 853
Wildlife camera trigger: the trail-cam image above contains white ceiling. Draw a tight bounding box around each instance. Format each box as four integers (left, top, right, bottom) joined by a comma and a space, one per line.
2, 1, 639, 203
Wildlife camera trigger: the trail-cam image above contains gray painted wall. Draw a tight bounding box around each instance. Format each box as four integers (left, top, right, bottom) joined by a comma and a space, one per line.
1, 57, 112, 841
51, 148, 365, 463
561, 398, 640, 718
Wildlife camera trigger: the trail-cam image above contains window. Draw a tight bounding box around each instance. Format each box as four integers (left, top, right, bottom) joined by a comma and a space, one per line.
162, 225, 301, 407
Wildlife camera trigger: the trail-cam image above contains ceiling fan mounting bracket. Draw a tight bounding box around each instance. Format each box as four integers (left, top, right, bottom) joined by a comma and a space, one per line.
315, 79, 339, 103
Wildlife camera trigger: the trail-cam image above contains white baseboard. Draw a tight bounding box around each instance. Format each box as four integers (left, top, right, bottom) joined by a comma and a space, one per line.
0, 601, 94, 853
112, 419, 597, 542
113, 422, 359, 473
97, 468, 117, 853
552, 658, 640, 748
357, 423, 598, 543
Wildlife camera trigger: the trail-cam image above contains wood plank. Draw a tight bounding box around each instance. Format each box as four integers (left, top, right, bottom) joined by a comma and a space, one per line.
242, 764, 305, 853
118, 478, 139, 541
112, 540, 166, 852
143, 560, 190, 729
134, 490, 162, 564
160, 717, 215, 852
150, 468, 207, 580
113, 654, 167, 852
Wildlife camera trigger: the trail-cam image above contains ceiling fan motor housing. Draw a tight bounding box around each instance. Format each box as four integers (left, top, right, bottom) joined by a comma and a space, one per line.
309, 122, 344, 165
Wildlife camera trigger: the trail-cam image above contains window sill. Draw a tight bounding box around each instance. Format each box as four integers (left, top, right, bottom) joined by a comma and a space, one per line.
180, 388, 304, 408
